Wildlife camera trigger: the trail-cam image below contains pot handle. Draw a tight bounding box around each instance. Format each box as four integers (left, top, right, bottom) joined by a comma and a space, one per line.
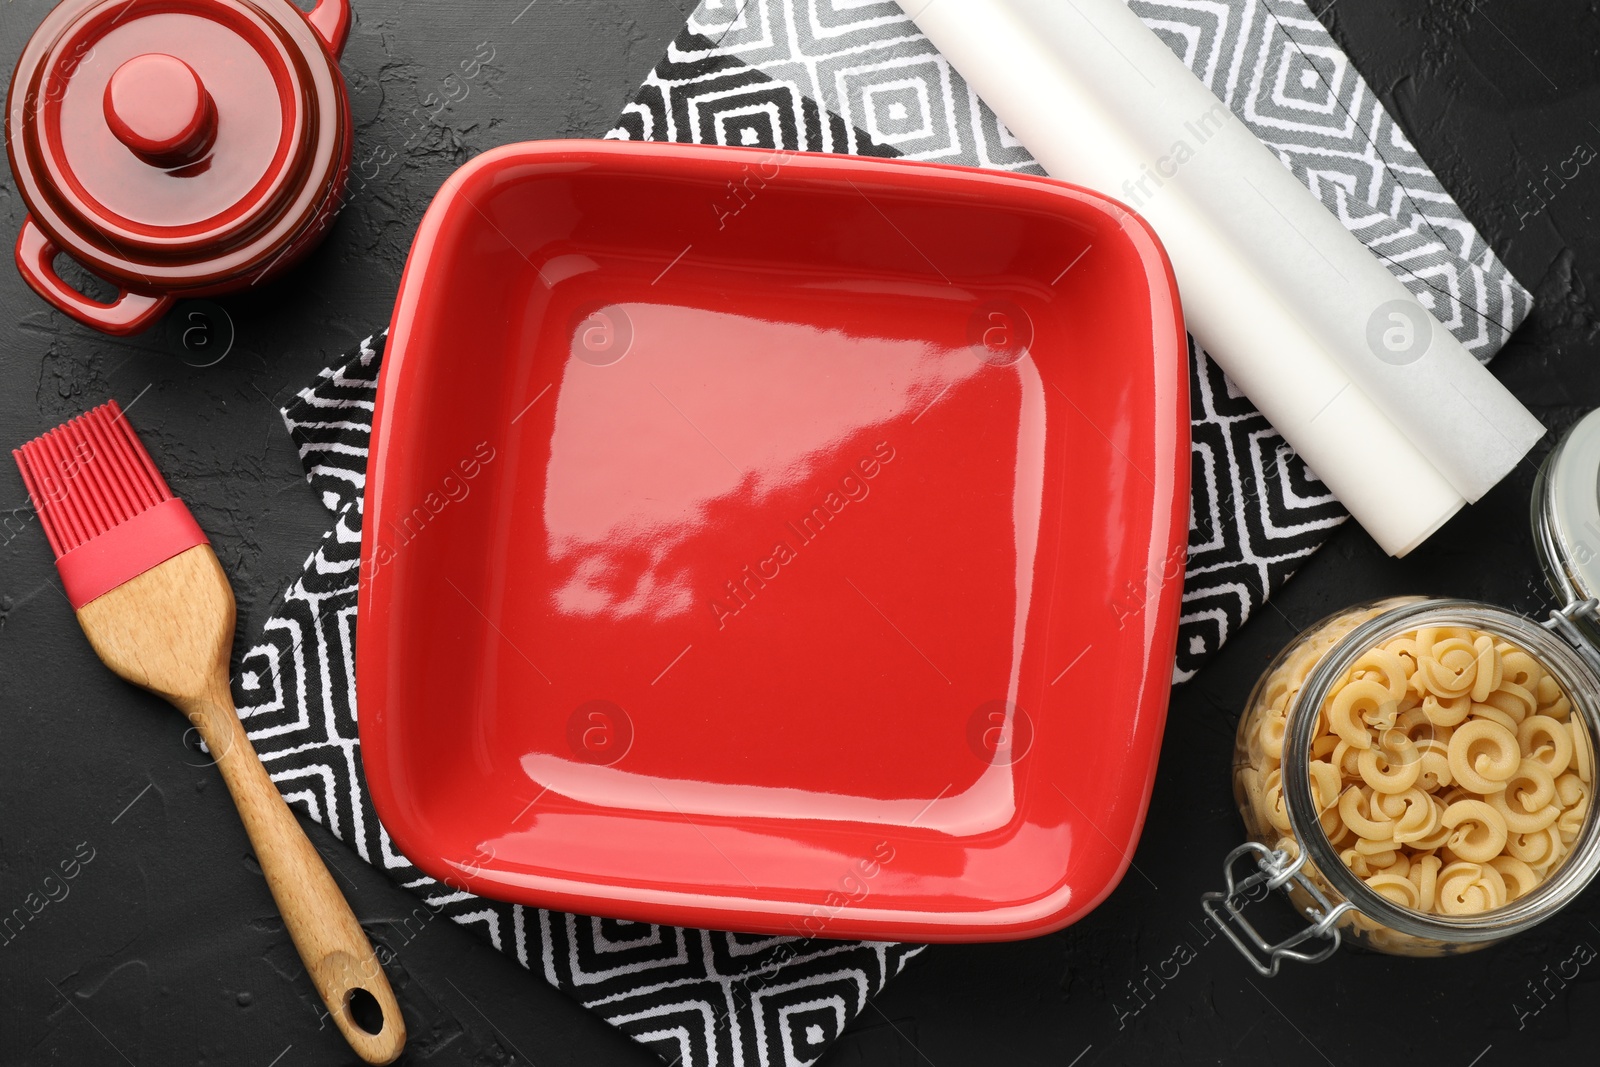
15, 218, 173, 337
307, 0, 352, 58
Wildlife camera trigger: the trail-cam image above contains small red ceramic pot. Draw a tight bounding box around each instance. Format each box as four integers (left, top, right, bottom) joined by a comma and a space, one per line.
6, 0, 354, 335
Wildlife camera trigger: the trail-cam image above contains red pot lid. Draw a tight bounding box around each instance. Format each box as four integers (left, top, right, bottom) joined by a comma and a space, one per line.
6, 0, 351, 293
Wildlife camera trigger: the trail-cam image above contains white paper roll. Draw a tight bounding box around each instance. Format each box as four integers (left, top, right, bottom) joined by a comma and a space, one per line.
899, 0, 1543, 555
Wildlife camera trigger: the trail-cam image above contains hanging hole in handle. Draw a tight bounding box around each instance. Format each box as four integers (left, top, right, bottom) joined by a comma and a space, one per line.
50, 249, 120, 305
346, 986, 385, 1035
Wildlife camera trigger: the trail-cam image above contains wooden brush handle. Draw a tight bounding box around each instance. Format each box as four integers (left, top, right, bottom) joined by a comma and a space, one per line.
182, 678, 406, 1065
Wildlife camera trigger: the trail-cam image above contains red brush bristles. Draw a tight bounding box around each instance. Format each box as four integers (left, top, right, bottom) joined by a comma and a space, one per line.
13, 400, 207, 609
13, 400, 174, 558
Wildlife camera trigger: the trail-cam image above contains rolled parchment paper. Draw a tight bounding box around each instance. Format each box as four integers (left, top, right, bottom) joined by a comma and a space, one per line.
900, 0, 1544, 555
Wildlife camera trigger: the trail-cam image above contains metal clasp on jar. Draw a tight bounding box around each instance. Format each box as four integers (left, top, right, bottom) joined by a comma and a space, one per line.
1543, 599, 1600, 676
1200, 841, 1356, 976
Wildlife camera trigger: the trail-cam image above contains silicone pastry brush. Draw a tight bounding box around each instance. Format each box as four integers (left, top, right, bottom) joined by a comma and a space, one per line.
13, 400, 406, 1065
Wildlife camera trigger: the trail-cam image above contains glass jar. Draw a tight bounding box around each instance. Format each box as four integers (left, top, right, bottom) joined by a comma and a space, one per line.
1205, 409, 1600, 975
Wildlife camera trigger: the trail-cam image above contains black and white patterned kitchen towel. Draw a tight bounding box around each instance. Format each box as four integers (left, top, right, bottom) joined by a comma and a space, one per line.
604, 0, 1535, 681
230, 4, 1534, 1066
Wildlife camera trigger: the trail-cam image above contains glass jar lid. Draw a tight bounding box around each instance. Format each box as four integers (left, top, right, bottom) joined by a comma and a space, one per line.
1534, 407, 1600, 608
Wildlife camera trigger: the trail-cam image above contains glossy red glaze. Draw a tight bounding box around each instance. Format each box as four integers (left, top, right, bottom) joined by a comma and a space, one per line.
360, 140, 1189, 942
103, 53, 216, 165
6, 0, 353, 334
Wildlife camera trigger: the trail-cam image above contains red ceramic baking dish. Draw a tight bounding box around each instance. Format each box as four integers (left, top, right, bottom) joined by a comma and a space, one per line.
360, 139, 1188, 942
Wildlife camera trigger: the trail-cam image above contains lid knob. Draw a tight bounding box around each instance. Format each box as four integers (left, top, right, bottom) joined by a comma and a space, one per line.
103, 54, 217, 166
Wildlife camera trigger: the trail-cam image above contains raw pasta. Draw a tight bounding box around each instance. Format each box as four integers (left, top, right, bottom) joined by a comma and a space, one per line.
1237, 617, 1593, 918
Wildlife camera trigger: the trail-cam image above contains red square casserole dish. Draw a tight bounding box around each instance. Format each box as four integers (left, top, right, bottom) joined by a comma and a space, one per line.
359, 139, 1187, 942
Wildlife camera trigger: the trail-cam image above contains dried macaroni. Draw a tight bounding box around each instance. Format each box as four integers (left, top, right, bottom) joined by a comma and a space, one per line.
1239, 619, 1593, 917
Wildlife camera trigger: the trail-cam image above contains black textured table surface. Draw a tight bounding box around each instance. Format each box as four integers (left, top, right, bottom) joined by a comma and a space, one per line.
3, 2, 1599, 1064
